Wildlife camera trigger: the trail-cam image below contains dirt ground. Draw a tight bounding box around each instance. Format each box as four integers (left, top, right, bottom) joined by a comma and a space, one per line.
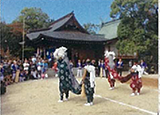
1, 74, 158, 115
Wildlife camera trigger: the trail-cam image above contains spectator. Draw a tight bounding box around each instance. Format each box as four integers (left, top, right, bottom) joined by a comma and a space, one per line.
19, 70, 25, 82
0, 63, 5, 82
30, 61, 38, 79
91, 60, 96, 66
4, 60, 12, 85
82, 59, 86, 67
37, 59, 43, 78
117, 58, 123, 76
129, 60, 132, 68
77, 60, 82, 77
140, 60, 148, 75
31, 56, 37, 64
69, 60, 74, 72
42, 60, 48, 79
52, 61, 58, 77
74, 52, 79, 67
23, 59, 30, 80
97, 59, 101, 76
99, 60, 106, 77
11, 60, 19, 82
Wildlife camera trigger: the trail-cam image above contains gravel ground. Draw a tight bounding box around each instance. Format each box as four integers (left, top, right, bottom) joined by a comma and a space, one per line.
1, 74, 158, 115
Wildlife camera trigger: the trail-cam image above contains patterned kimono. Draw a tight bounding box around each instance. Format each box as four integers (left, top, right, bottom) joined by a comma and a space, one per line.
130, 72, 142, 93
58, 59, 72, 100
104, 57, 116, 88
58, 58, 81, 100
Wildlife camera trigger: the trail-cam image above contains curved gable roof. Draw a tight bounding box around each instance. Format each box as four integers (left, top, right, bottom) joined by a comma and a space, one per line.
27, 11, 89, 40
98, 19, 120, 40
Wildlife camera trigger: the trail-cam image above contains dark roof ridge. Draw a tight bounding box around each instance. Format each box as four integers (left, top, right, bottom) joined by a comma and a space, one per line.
49, 11, 74, 28
28, 27, 52, 33
104, 19, 120, 25
27, 11, 74, 33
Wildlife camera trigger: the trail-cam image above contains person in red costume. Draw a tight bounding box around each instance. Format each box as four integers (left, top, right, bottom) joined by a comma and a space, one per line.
130, 61, 142, 96
104, 51, 142, 95
104, 51, 120, 90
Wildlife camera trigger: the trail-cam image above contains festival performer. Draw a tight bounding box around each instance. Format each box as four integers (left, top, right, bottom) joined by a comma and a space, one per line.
53, 46, 81, 102
104, 51, 118, 90
130, 61, 142, 96
104, 51, 143, 95
82, 59, 96, 106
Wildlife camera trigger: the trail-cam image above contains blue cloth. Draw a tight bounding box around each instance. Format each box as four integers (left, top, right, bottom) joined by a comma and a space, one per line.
37, 62, 43, 67
117, 61, 123, 68
100, 63, 105, 69
19, 72, 24, 77
11, 64, 19, 73
42, 63, 48, 73
140, 62, 147, 68
77, 63, 82, 69
1, 67, 5, 74
70, 63, 73, 69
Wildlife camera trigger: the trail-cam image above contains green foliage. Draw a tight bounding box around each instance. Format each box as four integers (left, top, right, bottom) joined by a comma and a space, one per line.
110, 0, 158, 64
13, 7, 52, 31
0, 22, 22, 57
83, 23, 99, 34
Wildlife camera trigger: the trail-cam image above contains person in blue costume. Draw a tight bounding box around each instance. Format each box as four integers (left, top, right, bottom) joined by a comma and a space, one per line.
54, 47, 82, 103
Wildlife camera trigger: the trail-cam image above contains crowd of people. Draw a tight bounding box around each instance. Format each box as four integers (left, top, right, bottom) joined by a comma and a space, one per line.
0, 51, 149, 97
0, 56, 50, 93
73, 58, 148, 78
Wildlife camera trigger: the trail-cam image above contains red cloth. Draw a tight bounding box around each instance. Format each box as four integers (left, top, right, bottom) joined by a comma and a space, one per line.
52, 62, 58, 72
104, 57, 142, 92
105, 57, 120, 87
104, 57, 121, 80
130, 74, 142, 90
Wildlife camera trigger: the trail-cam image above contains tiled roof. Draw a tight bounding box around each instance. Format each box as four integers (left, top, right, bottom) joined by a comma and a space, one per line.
38, 31, 107, 42
27, 11, 106, 42
98, 19, 120, 40
27, 12, 74, 40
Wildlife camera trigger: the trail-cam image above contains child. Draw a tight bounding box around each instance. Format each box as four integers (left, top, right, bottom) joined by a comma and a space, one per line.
19, 70, 25, 82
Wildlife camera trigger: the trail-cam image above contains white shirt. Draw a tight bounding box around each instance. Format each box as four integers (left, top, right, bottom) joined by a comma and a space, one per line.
84, 65, 96, 88
32, 57, 36, 64
23, 63, 30, 71
132, 64, 142, 78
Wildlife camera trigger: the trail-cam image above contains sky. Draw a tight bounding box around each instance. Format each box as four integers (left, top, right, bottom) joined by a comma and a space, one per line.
1, 0, 114, 25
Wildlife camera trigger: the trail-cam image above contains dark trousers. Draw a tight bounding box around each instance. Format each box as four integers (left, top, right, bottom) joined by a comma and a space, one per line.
86, 88, 94, 103
60, 90, 69, 100
117, 68, 123, 76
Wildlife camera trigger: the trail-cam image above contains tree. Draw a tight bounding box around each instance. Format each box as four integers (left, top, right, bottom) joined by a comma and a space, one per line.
83, 23, 99, 34
13, 7, 52, 31
11, 7, 54, 58
0, 22, 22, 57
110, 0, 158, 65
